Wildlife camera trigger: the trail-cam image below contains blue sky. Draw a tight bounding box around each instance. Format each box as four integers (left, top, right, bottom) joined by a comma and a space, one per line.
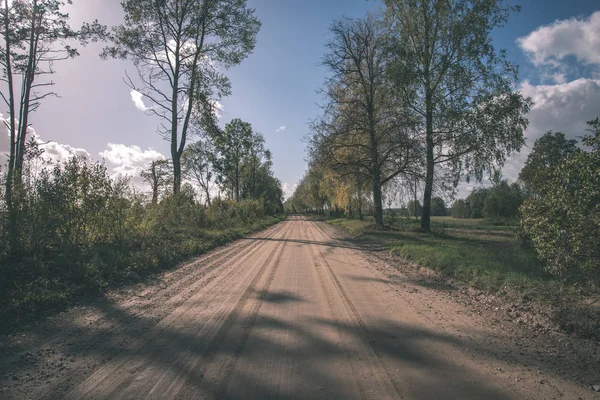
2, 0, 600, 200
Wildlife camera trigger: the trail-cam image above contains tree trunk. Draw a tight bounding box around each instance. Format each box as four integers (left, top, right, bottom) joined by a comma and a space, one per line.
172, 154, 181, 194
3, 0, 17, 252
372, 173, 384, 229
421, 95, 434, 232
204, 187, 211, 206
151, 182, 158, 205
235, 164, 240, 202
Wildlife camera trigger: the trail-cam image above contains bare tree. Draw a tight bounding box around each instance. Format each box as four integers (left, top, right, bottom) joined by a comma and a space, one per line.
384, 0, 530, 232
103, 0, 260, 194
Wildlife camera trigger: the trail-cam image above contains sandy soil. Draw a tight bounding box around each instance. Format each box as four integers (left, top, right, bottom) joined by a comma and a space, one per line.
1, 216, 599, 399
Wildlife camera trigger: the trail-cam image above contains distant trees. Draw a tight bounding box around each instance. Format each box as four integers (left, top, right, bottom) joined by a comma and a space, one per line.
482, 180, 523, 219
383, 0, 530, 232
431, 197, 446, 216
449, 181, 522, 220
521, 118, 600, 279
212, 119, 254, 202
103, 0, 260, 194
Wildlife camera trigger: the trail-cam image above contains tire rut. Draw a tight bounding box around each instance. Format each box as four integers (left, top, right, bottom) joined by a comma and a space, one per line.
66, 221, 293, 399
305, 220, 402, 399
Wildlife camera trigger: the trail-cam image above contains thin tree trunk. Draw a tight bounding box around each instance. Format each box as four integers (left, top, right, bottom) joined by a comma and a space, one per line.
172, 154, 181, 195
235, 164, 240, 202
372, 171, 384, 229
3, 0, 17, 251
421, 95, 434, 232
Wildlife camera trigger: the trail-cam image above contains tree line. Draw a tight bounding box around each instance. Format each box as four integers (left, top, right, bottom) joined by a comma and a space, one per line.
286, 0, 598, 281
290, 0, 530, 231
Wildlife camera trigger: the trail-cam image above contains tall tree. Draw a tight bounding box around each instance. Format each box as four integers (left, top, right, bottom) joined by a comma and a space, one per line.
212, 118, 253, 201
1, 0, 105, 249
314, 15, 419, 228
244, 132, 266, 199
103, 0, 260, 194
518, 131, 579, 194
384, 0, 531, 232
182, 139, 214, 205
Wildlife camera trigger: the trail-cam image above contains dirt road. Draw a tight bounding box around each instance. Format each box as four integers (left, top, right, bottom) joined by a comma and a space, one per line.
1, 217, 598, 399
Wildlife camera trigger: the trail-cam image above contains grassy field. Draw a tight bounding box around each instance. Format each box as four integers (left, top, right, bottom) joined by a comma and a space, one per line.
324, 215, 556, 294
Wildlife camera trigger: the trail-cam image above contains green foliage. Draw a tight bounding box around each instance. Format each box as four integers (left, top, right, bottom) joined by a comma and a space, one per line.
430, 197, 447, 216
407, 200, 422, 217
482, 180, 523, 220
451, 199, 470, 219
103, 0, 261, 193
0, 156, 282, 330
519, 131, 579, 194
466, 188, 489, 218
384, 0, 530, 231
521, 119, 600, 279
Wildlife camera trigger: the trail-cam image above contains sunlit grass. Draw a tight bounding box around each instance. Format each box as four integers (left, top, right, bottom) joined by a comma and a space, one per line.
322, 215, 553, 294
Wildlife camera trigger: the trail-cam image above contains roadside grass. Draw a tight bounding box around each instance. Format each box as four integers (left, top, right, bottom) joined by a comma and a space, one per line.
323, 216, 558, 295
323, 215, 600, 339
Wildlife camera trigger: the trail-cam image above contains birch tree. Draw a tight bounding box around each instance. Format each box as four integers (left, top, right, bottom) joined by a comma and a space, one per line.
383, 0, 531, 232
1, 0, 105, 249
103, 0, 260, 194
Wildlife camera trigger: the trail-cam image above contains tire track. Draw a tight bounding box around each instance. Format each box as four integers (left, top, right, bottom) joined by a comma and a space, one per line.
306, 220, 402, 399
150, 222, 290, 398
62, 222, 292, 399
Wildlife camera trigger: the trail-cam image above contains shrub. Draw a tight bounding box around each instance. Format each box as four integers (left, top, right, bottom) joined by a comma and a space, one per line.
521, 119, 600, 280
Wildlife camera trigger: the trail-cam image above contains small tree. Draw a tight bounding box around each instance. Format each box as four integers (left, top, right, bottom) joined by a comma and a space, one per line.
407, 200, 422, 219
182, 140, 214, 206
482, 180, 523, 220
466, 188, 489, 219
451, 199, 470, 219
140, 159, 172, 205
431, 197, 446, 216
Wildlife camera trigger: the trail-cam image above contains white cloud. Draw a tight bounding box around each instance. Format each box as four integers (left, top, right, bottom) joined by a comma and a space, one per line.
0, 118, 90, 166
517, 11, 600, 68
276, 125, 286, 133
130, 90, 150, 112
40, 140, 91, 164
211, 100, 224, 120
282, 182, 297, 200
499, 78, 600, 182
99, 143, 166, 183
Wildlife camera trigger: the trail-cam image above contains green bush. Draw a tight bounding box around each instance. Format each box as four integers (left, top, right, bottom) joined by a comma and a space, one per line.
0, 156, 283, 329
521, 119, 600, 280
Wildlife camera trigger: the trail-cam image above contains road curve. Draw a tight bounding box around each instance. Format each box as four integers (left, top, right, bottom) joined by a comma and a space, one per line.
14, 216, 593, 399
